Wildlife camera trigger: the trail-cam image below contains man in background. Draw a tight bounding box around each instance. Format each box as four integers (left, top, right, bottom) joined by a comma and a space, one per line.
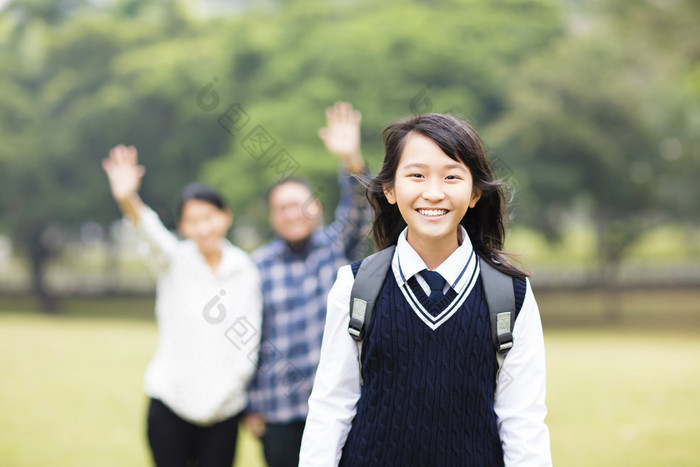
245, 102, 371, 467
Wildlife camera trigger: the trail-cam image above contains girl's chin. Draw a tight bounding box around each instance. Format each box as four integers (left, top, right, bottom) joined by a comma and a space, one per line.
407, 227, 460, 244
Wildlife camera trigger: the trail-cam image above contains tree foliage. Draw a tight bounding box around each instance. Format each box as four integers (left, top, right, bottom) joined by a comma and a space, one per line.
0, 0, 697, 311
488, 0, 700, 273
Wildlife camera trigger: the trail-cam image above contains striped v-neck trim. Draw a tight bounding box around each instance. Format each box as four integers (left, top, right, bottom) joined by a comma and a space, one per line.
397, 249, 480, 330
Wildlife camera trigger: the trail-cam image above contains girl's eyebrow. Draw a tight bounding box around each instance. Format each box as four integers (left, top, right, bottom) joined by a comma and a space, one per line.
401, 162, 468, 172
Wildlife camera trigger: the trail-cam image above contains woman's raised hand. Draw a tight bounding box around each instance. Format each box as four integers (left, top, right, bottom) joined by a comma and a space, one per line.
102, 144, 146, 202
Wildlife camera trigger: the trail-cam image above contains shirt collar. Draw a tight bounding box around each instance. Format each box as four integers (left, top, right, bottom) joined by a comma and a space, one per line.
184, 238, 243, 278
391, 225, 475, 290
275, 230, 323, 259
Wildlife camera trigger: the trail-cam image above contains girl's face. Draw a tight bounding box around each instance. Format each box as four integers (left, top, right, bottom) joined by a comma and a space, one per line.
384, 133, 480, 251
178, 199, 232, 255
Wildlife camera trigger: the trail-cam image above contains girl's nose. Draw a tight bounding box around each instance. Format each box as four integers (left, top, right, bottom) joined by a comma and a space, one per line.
422, 182, 446, 202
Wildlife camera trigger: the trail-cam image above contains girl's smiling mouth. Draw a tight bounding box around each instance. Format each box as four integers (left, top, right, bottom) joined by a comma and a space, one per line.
417, 208, 448, 217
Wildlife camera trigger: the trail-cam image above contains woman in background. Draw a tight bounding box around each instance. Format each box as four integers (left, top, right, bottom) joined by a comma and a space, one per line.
103, 144, 262, 467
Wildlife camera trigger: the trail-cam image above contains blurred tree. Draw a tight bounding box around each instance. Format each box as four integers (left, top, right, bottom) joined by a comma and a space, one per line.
199, 0, 563, 240
600, 0, 700, 251
489, 38, 658, 271
2, 0, 696, 312
488, 0, 700, 317
0, 0, 230, 311
0, 0, 565, 311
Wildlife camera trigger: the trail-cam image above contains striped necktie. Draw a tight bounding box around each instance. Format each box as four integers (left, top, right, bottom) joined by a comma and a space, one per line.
419, 269, 446, 303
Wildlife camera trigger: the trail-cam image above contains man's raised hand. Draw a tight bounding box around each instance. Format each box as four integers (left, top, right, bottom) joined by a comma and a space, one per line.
318, 102, 364, 172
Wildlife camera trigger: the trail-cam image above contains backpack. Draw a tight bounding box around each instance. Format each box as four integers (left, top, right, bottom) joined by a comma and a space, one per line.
348, 246, 518, 382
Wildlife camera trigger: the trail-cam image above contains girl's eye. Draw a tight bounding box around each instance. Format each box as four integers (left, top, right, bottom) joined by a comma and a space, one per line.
409, 173, 424, 179
446, 175, 461, 180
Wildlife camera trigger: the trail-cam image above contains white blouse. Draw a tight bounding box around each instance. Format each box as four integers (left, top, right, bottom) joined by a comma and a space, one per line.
299, 227, 552, 466
130, 208, 262, 426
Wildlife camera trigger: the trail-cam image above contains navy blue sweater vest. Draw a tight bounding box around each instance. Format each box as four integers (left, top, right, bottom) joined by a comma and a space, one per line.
340, 262, 526, 467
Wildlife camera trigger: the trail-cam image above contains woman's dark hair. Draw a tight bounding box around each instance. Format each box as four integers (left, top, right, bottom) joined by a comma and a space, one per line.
368, 113, 527, 278
176, 183, 228, 222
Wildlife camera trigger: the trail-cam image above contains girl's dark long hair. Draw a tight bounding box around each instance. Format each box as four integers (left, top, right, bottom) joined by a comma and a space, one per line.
368, 113, 527, 278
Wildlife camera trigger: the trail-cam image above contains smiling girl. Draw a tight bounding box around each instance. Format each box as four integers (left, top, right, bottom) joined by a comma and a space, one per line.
299, 114, 551, 466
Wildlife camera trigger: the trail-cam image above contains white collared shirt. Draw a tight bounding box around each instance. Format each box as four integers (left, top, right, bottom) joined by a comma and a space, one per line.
395, 224, 474, 296
299, 227, 551, 466
130, 208, 262, 426
393, 225, 480, 331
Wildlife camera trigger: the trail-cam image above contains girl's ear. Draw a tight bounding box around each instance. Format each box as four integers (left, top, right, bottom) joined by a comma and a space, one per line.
469, 188, 481, 208
383, 184, 397, 205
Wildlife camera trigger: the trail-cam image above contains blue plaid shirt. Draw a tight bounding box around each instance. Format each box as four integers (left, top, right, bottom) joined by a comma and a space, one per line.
247, 171, 371, 423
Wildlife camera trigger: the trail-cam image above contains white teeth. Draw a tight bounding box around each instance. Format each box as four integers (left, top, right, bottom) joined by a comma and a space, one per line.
418, 209, 447, 217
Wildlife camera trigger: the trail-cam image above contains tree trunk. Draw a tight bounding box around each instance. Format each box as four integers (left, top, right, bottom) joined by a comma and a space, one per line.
105, 234, 120, 294
599, 259, 622, 323
686, 222, 699, 257
594, 212, 624, 323
29, 239, 59, 314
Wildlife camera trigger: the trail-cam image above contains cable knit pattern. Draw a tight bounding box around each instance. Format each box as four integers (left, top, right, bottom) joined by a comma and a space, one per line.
341, 263, 526, 466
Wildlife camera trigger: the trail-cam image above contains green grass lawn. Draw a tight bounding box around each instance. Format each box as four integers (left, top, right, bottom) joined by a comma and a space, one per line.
1, 299, 699, 466
0, 309, 265, 467
546, 330, 700, 466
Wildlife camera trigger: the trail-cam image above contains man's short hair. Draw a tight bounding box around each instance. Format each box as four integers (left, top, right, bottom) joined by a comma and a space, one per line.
265, 177, 315, 204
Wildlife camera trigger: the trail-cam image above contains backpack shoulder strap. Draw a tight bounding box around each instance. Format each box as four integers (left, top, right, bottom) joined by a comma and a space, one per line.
348, 246, 395, 342
479, 257, 516, 375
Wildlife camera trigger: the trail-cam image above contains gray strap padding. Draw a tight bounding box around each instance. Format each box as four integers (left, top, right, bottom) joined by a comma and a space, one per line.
348, 246, 395, 341
348, 246, 395, 385
479, 257, 516, 377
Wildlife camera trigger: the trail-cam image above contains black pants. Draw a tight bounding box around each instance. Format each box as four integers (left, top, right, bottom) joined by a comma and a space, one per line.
261, 420, 306, 467
147, 398, 242, 467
